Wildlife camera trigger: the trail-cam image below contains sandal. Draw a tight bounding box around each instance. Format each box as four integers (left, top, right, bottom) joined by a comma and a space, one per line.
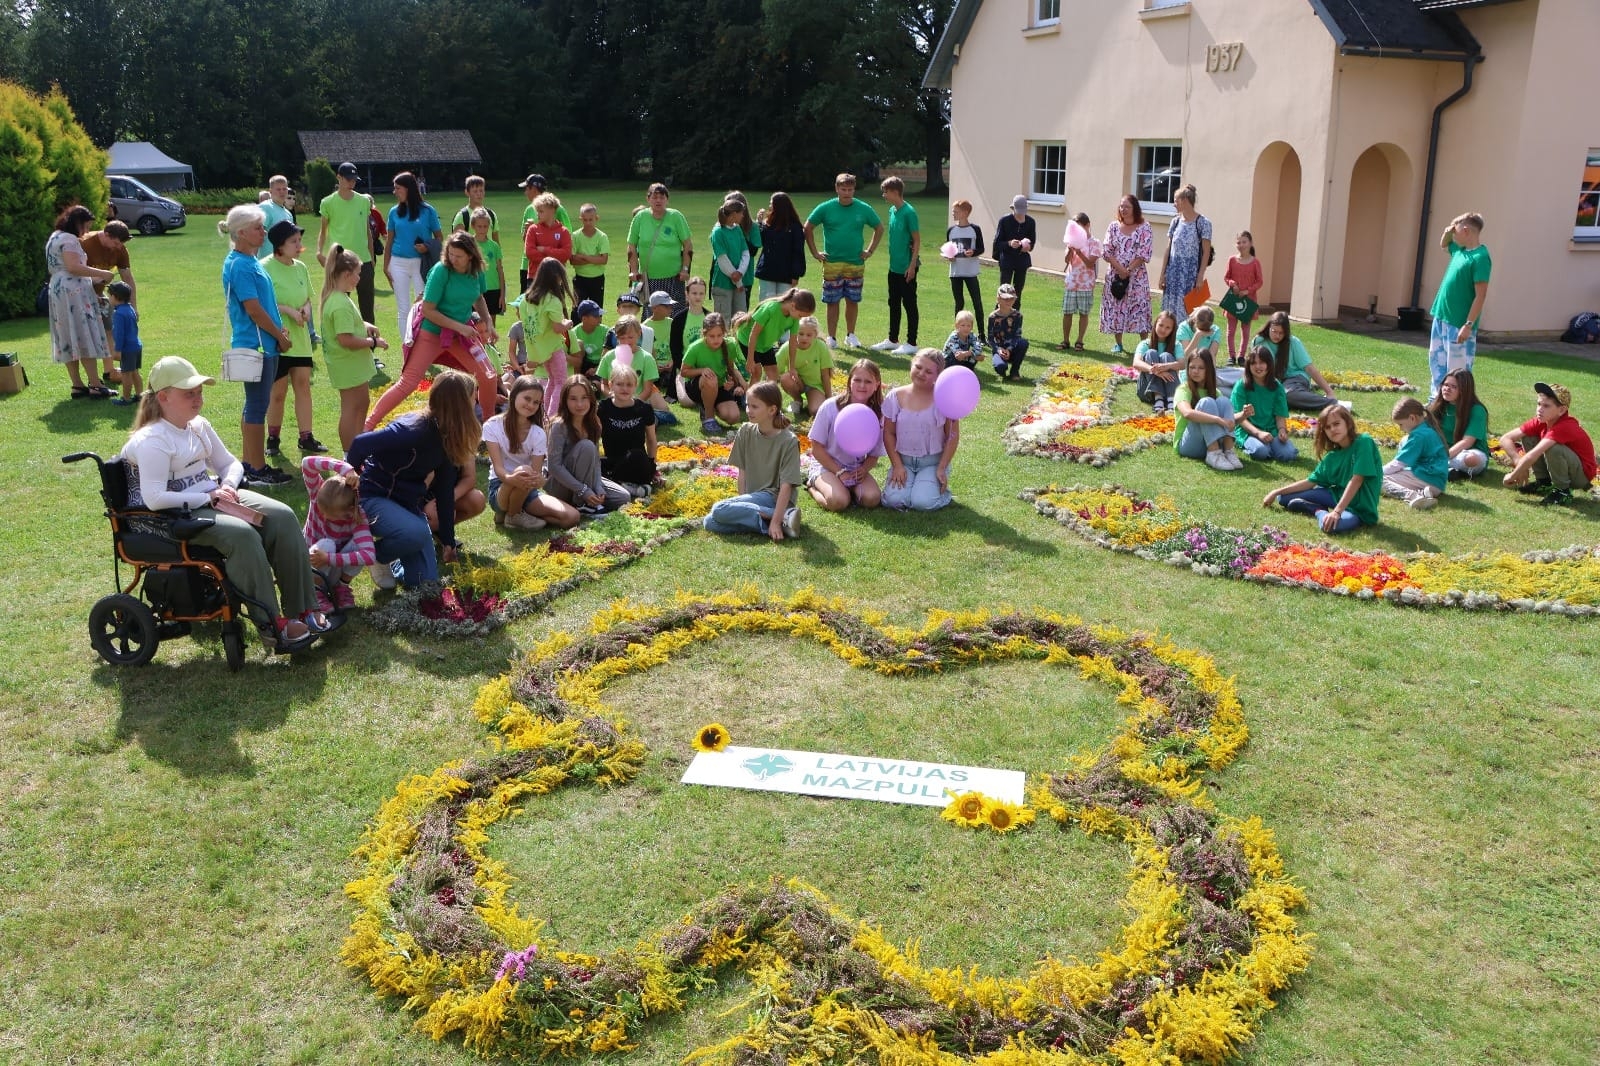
270, 615, 316, 652
88, 385, 114, 398
71, 385, 90, 399
303, 610, 333, 634
1074, 341, 1085, 351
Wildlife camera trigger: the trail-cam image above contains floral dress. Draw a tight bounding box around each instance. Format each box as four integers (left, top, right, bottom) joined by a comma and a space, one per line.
1162, 213, 1212, 316
1098, 222, 1153, 335
46, 230, 110, 365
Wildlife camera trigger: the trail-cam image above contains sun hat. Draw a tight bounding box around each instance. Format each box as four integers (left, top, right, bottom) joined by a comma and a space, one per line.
148, 356, 215, 393
1534, 382, 1571, 407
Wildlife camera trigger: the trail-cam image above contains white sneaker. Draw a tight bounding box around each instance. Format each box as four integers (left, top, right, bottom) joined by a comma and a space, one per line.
505, 511, 548, 530
781, 507, 802, 538
1408, 493, 1437, 511
871, 338, 897, 352
826, 335, 838, 349
894, 343, 920, 356
845, 333, 862, 349
368, 562, 398, 590
1205, 451, 1231, 472
1226, 450, 1245, 470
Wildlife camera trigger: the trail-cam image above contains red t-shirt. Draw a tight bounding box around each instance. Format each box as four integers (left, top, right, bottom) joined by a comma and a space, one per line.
1520, 412, 1597, 481
524, 222, 571, 267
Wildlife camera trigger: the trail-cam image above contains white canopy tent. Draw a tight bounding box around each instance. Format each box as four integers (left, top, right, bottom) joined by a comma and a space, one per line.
106, 142, 195, 191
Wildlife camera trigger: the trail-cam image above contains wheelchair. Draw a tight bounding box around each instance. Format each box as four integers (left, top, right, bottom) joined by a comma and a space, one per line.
65, 451, 335, 670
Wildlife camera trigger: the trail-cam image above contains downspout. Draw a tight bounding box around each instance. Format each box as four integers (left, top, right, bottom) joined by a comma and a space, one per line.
1400, 53, 1483, 327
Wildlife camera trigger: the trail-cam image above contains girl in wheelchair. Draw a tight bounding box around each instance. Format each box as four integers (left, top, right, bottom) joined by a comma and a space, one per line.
122, 356, 327, 652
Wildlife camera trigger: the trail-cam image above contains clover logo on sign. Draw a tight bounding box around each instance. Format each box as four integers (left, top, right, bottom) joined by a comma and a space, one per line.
345, 591, 1311, 1063
741, 752, 793, 780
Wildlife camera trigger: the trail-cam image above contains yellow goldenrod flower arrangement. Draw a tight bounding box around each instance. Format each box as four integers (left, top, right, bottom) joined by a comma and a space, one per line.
345, 591, 1310, 1064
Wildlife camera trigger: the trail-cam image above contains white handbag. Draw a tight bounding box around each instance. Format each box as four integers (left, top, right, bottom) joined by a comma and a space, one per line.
219, 274, 266, 382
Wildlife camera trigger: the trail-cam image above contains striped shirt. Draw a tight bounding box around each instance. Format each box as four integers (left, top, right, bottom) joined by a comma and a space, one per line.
300, 456, 377, 567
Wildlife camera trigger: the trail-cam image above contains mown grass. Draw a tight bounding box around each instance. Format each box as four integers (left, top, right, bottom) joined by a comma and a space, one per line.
0, 183, 1597, 1065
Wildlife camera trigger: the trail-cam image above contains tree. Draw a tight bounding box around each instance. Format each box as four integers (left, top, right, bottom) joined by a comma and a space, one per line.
863, 0, 952, 194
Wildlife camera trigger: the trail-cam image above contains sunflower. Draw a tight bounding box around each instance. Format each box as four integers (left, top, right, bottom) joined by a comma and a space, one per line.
940, 791, 990, 829
693, 723, 731, 752
984, 799, 1036, 834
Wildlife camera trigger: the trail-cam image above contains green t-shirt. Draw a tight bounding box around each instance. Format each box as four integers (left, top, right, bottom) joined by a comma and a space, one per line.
709, 223, 750, 290
319, 190, 374, 263
681, 337, 739, 385
627, 208, 692, 279
728, 421, 803, 495
1308, 433, 1385, 527
596, 346, 658, 384
783, 338, 832, 388
570, 227, 610, 279
1176, 322, 1222, 353
1430, 241, 1491, 327
569, 321, 609, 369
736, 297, 799, 351
419, 262, 486, 336
1440, 401, 1489, 449
805, 197, 881, 266
1259, 335, 1312, 379
517, 292, 567, 369
886, 201, 920, 274
320, 289, 377, 390
452, 203, 498, 238
520, 202, 572, 270
1230, 378, 1289, 445
261, 256, 313, 355
479, 238, 504, 292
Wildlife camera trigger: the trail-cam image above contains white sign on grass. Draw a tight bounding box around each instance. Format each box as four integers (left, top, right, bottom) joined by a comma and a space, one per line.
681, 745, 1026, 808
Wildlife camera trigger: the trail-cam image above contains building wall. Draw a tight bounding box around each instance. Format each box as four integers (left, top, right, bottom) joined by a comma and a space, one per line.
945, 0, 1593, 337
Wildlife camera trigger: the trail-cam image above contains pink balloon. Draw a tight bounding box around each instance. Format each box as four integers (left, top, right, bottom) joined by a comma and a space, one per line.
832, 403, 881, 457
614, 343, 634, 369
934, 366, 981, 420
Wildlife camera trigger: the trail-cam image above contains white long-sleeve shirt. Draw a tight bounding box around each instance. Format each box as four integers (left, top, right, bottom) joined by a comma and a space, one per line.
122, 416, 242, 510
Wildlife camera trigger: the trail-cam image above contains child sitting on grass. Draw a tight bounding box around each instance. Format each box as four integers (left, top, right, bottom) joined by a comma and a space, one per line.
703, 380, 803, 541
1263, 403, 1382, 533
597, 364, 658, 496
1133, 310, 1181, 414
483, 375, 579, 531
1500, 381, 1596, 507
1382, 397, 1448, 511
301, 456, 377, 611
942, 309, 985, 371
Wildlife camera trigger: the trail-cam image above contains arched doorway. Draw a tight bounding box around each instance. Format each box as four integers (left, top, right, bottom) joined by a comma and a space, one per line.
1251, 143, 1302, 312
1339, 144, 1414, 319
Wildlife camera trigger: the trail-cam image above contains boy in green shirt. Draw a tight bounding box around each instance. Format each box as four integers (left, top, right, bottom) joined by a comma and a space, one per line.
451, 175, 499, 243
570, 203, 610, 308
315, 162, 377, 322
1427, 212, 1491, 399
803, 173, 884, 350
871, 175, 921, 354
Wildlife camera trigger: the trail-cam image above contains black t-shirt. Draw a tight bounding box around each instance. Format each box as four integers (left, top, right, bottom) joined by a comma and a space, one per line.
598, 397, 650, 457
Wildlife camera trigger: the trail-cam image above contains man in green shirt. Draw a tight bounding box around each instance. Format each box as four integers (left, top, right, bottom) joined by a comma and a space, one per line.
803, 173, 884, 350
871, 175, 921, 355
1427, 211, 1491, 400
315, 162, 377, 322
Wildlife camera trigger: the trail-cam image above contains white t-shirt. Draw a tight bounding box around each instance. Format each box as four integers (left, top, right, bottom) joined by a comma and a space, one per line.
121, 416, 242, 510
481, 413, 548, 470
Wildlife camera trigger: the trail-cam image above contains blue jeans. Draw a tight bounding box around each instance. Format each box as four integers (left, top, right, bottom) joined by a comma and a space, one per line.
883, 453, 952, 511
704, 489, 786, 535
242, 352, 279, 424
1241, 434, 1299, 461
361, 495, 437, 587
1277, 487, 1362, 532
1177, 396, 1236, 459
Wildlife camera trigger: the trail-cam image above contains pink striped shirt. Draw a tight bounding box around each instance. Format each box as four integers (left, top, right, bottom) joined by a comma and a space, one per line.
301, 456, 377, 567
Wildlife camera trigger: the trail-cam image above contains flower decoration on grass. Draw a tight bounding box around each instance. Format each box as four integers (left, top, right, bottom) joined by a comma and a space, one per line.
1322, 370, 1415, 392
693, 722, 731, 752
940, 790, 989, 828
1027, 484, 1600, 615
345, 589, 1310, 1064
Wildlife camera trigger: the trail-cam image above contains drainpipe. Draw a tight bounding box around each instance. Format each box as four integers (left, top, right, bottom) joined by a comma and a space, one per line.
1399, 53, 1483, 329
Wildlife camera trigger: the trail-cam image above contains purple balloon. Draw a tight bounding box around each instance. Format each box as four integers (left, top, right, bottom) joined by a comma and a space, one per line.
832, 403, 882, 457
934, 365, 981, 420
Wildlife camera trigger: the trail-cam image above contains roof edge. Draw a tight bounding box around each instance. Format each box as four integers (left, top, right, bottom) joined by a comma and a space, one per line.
922, 0, 982, 91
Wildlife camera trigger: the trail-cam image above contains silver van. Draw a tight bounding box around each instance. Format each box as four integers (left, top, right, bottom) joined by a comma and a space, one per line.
108, 175, 187, 235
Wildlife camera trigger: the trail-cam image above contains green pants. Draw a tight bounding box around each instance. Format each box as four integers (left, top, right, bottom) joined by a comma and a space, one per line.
189, 489, 314, 626
1533, 444, 1593, 492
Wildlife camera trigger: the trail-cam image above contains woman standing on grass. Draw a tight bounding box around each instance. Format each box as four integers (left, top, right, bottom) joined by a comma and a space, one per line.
383, 171, 442, 342
46, 205, 115, 400
221, 203, 294, 487
1099, 195, 1152, 354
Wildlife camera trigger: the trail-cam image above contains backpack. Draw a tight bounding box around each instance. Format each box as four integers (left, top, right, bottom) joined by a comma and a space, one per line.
1561, 311, 1600, 344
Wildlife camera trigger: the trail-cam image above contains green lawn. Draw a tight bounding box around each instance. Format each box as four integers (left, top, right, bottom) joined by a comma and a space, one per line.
0, 183, 1596, 1065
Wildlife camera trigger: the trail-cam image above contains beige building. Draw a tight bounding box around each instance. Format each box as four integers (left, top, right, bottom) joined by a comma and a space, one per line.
925, 0, 1600, 340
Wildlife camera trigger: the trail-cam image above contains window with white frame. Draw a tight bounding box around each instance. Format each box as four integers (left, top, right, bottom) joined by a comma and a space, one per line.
1029, 142, 1066, 205
1575, 149, 1600, 238
1034, 0, 1061, 26
1133, 142, 1183, 212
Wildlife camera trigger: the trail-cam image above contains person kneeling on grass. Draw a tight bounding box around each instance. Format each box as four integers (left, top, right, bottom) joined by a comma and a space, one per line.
804, 359, 885, 511
1500, 381, 1596, 507
703, 380, 803, 540
679, 312, 747, 435
1263, 403, 1382, 534
779, 315, 832, 420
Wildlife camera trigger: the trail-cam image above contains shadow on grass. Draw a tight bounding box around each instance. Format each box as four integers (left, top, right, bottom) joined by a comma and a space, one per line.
41, 396, 132, 436
856, 501, 1059, 556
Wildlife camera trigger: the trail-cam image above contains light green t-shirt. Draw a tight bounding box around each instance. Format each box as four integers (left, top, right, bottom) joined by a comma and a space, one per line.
627, 208, 692, 279
517, 292, 567, 370
682, 337, 738, 385
805, 197, 882, 266
479, 238, 504, 292
783, 338, 832, 388
319, 190, 374, 263
736, 297, 799, 351
419, 262, 487, 336
569, 321, 609, 369
596, 346, 658, 384
1308, 433, 1385, 527
261, 256, 313, 355
1230, 378, 1289, 446
1176, 321, 1222, 353
320, 289, 377, 390
1430, 241, 1491, 328
886, 201, 920, 274
570, 227, 610, 279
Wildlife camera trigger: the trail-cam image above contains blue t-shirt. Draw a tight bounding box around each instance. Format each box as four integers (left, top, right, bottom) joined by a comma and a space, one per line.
387, 203, 442, 259
111, 302, 142, 357
222, 251, 283, 355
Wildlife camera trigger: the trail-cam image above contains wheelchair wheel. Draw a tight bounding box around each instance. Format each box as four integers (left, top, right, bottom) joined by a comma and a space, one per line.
221, 621, 246, 673
89, 594, 160, 667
